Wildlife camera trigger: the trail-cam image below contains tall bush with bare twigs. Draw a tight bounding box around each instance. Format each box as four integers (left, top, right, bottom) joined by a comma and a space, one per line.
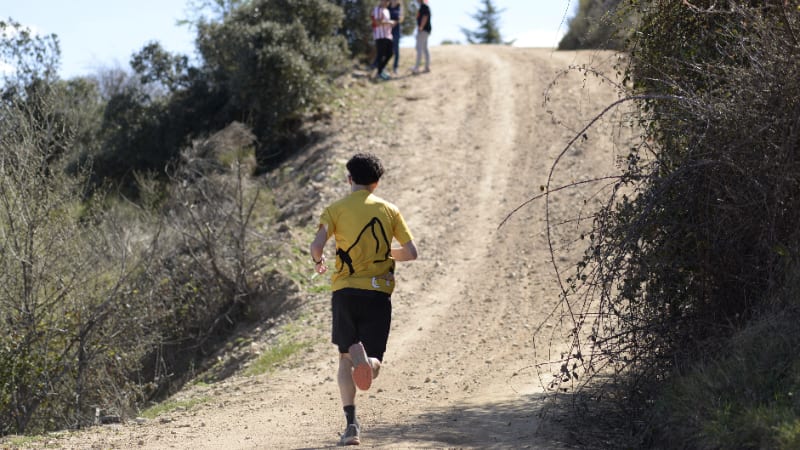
133, 123, 293, 397
539, 1, 800, 422
0, 20, 291, 433
0, 79, 157, 435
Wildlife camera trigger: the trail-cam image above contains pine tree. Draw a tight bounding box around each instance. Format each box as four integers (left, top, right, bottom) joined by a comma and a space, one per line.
460, 0, 505, 44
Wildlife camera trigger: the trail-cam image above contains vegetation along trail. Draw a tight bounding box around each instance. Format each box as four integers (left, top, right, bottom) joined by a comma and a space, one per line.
48, 45, 625, 449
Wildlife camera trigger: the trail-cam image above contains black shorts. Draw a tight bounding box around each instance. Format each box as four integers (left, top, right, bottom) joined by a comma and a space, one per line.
331, 288, 392, 361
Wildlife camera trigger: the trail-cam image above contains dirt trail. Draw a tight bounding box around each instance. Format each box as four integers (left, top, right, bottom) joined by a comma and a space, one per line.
43, 45, 625, 449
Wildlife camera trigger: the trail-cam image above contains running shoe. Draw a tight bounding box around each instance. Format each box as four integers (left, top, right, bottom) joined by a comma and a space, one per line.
378, 71, 391, 81
340, 423, 360, 446
348, 342, 372, 390
370, 357, 381, 380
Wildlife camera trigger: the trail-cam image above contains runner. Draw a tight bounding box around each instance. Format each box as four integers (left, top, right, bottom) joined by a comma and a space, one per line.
309, 152, 418, 446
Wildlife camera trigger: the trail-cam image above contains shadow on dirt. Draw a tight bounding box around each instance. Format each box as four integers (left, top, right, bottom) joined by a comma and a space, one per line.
365, 393, 576, 449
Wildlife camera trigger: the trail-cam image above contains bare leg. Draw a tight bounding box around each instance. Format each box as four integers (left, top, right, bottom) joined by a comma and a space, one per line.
338, 354, 356, 406
337, 356, 361, 446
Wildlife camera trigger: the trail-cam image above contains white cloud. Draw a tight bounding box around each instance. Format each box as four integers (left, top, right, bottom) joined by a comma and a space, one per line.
510, 29, 566, 48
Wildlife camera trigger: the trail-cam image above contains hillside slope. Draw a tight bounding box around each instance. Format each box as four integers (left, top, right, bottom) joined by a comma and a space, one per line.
38, 45, 626, 449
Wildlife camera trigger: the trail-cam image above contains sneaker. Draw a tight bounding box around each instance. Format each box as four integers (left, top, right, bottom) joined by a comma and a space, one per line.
423, 67, 430, 73
348, 342, 372, 390
369, 357, 381, 380
411, 67, 419, 74
339, 423, 360, 446
378, 71, 391, 81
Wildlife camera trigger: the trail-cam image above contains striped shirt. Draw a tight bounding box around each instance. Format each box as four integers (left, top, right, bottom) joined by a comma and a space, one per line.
372, 6, 393, 40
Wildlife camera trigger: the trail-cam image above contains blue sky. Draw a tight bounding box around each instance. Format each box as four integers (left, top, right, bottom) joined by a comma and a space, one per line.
3, 0, 577, 79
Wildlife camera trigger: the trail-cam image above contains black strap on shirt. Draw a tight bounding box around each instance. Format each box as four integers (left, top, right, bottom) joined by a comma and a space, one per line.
336, 217, 392, 275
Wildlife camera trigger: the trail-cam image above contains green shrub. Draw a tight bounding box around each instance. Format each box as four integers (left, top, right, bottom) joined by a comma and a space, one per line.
646, 309, 800, 449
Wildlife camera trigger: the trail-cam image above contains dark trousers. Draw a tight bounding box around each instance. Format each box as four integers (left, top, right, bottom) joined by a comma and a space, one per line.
391, 28, 400, 71
375, 38, 393, 74
372, 29, 400, 70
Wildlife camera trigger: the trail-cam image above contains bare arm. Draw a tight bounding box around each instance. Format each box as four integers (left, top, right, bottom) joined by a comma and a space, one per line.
418, 15, 428, 31
391, 240, 418, 262
310, 225, 329, 274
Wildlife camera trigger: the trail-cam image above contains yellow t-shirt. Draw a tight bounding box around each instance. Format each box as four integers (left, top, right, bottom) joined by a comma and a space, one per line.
319, 190, 413, 294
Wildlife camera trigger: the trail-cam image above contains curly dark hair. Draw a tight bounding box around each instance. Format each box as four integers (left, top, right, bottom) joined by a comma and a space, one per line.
346, 153, 385, 185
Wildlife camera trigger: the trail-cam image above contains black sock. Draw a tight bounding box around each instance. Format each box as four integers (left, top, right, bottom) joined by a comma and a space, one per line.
343, 405, 356, 426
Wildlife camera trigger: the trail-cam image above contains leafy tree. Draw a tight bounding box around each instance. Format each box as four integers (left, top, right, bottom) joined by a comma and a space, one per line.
130, 41, 193, 94
92, 45, 224, 194
184, 0, 247, 23
96, 85, 174, 181
195, 0, 348, 167
0, 19, 60, 90
329, 0, 373, 56
461, 0, 505, 44
1, 20, 105, 169
396, 0, 418, 37
558, 0, 631, 50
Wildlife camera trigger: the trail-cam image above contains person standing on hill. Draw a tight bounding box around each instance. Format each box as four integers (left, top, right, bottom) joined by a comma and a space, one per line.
411, 0, 431, 74
388, 0, 404, 75
372, 0, 397, 80
310, 153, 418, 446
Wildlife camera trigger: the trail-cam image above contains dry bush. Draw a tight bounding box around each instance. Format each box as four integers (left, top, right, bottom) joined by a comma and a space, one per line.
534, 2, 800, 436
0, 80, 155, 434
0, 96, 295, 434
133, 123, 298, 397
